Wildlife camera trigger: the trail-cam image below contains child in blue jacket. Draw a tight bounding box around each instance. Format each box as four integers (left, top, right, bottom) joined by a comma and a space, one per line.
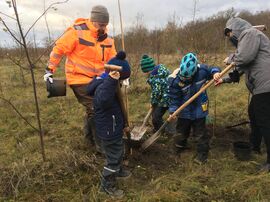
168, 52, 220, 164
87, 51, 131, 197
140, 55, 170, 132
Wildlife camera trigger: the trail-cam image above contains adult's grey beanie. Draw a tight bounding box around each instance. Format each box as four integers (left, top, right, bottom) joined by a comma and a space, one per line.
91, 5, 109, 23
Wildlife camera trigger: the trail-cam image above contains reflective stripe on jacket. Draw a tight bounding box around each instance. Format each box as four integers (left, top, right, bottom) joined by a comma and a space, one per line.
48, 18, 117, 85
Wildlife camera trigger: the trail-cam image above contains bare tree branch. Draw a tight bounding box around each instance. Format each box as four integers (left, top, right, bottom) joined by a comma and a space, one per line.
33, 30, 65, 65
0, 97, 39, 132
24, 0, 69, 38
0, 11, 16, 20
43, 0, 52, 43
0, 17, 24, 46
6, 53, 28, 70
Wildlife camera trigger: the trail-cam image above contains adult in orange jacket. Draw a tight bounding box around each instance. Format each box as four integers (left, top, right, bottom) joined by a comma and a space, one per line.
44, 5, 117, 152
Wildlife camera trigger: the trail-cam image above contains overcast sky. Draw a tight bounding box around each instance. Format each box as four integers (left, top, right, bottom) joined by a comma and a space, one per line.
0, 0, 269, 46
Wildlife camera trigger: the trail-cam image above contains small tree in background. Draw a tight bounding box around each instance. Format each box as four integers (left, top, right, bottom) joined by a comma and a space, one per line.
0, 0, 69, 161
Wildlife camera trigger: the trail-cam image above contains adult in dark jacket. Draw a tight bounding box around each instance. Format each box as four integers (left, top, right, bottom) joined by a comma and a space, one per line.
217, 17, 270, 172
168, 52, 220, 164
87, 51, 131, 197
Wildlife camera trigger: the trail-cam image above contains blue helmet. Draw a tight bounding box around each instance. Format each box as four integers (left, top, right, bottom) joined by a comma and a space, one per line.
179, 53, 198, 78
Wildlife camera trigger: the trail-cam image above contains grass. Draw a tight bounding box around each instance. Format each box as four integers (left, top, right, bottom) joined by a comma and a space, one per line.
0, 54, 269, 202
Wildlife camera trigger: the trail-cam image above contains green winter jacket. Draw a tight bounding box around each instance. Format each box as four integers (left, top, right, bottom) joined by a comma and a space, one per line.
147, 64, 170, 107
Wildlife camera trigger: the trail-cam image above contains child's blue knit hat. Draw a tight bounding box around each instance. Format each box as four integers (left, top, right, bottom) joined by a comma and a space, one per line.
107, 51, 131, 80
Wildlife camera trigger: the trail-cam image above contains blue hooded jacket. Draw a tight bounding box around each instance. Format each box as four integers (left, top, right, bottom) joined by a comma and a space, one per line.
87, 76, 124, 140
168, 64, 220, 120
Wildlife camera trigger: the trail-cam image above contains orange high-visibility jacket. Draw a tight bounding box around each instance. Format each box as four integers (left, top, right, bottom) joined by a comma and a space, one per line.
48, 18, 117, 85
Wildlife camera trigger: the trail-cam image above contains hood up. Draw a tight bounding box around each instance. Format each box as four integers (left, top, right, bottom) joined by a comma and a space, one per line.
225, 17, 252, 39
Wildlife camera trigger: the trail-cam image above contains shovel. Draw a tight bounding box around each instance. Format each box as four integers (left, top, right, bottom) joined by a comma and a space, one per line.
141, 63, 235, 151
131, 107, 153, 141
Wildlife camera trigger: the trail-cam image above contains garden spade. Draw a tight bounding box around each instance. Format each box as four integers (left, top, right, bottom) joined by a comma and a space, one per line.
130, 107, 153, 141
141, 63, 236, 151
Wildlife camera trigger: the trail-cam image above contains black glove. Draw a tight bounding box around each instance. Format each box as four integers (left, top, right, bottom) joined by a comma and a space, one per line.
228, 69, 240, 83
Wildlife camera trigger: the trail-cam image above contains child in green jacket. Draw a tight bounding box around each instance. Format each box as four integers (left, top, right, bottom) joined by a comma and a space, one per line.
140, 54, 170, 132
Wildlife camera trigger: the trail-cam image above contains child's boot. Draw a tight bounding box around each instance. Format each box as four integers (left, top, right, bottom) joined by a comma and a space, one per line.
174, 135, 189, 152
116, 167, 131, 179
194, 152, 208, 165
100, 174, 124, 198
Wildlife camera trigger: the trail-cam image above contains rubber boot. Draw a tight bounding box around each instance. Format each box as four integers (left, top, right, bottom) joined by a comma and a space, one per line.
194, 152, 208, 165
116, 167, 131, 179
100, 174, 124, 198
173, 134, 190, 153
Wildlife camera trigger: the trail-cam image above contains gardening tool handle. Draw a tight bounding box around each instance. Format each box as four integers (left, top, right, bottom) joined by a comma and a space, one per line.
116, 83, 129, 127
104, 64, 123, 72
116, 83, 132, 156
167, 63, 235, 122
253, 25, 267, 31
140, 107, 153, 129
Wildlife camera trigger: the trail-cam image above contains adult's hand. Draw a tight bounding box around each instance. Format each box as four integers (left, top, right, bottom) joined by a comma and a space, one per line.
43, 69, 53, 83
214, 78, 224, 86
223, 57, 229, 64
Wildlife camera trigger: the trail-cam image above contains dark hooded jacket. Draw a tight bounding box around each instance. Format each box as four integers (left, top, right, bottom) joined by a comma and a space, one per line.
168, 64, 220, 120
225, 17, 270, 95
87, 76, 124, 140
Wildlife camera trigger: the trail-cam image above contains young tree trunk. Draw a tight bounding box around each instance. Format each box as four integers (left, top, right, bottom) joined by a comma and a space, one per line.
12, 0, 46, 161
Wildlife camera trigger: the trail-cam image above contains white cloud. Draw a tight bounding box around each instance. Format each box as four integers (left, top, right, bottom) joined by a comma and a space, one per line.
0, 0, 269, 46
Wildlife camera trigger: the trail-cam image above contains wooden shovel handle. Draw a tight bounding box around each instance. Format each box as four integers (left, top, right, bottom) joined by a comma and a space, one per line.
140, 107, 153, 129
253, 25, 267, 31
167, 63, 235, 122
116, 83, 129, 126
104, 64, 123, 71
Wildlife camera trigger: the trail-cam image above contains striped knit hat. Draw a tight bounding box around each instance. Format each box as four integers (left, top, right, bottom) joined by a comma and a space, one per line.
140, 55, 155, 73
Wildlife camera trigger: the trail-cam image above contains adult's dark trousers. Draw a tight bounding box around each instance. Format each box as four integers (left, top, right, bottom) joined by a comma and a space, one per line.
100, 138, 123, 188
248, 96, 262, 152
249, 92, 270, 163
175, 117, 210, 154
152, 104, 168, 132
70, 84, 100, 146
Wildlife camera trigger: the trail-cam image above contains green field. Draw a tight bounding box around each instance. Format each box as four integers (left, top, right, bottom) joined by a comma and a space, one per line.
0, 55, 269, 202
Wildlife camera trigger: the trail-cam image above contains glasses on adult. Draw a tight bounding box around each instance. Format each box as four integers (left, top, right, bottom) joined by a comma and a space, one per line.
93, 22, 108, 29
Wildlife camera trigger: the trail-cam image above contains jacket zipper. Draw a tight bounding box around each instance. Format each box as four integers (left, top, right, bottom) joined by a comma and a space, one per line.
112, 115, 116, 132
